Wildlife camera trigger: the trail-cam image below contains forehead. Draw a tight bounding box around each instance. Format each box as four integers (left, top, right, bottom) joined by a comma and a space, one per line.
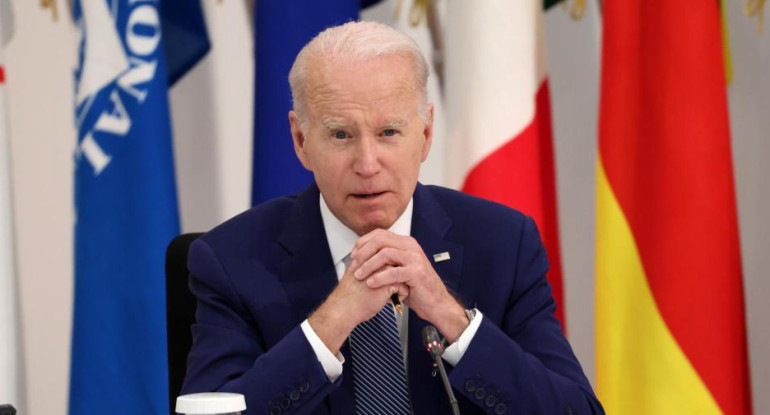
304, 54, 421, 119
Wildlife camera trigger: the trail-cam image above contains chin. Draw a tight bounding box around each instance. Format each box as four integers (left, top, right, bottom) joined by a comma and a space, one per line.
351, 215, 395, 236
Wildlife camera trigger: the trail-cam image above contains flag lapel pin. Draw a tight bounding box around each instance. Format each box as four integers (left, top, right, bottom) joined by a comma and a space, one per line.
433, 252, 451, 263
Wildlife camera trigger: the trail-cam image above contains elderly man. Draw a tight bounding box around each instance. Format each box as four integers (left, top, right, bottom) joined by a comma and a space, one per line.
182, 21, 603, 415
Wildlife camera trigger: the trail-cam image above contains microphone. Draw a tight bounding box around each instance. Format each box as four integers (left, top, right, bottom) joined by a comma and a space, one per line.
422, 325, 460, 415
422, 324, 444, 356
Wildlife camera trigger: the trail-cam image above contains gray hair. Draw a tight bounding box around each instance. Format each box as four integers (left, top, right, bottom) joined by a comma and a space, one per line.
288, 20, 430, 130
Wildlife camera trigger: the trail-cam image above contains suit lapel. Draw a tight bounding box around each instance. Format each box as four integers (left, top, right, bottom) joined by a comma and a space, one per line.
407, 184, 464, 414
272, 183, 339, 324
410, 184, 464, 295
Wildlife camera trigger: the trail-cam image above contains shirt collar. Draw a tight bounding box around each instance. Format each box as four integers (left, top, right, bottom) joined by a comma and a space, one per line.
319, 194, 413, 266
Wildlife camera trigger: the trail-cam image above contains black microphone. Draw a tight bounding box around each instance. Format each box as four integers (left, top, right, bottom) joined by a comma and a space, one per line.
422, 325, 460, 415
422, 324, 444, 356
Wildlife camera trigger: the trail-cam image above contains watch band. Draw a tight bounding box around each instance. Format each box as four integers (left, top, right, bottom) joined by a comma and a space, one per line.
441, 308, 477, 350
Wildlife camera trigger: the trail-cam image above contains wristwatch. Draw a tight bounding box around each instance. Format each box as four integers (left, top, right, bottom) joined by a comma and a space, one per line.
442, 308, 477, 350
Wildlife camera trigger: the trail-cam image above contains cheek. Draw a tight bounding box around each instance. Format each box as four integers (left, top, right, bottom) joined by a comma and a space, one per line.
313, 156, 348, 184
404, 144, 426, 170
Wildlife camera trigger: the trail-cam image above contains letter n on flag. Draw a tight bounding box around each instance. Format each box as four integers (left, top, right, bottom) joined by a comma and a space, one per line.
445, 0, 566, 328
68, 0, 196, 413
595, 1, 752, 414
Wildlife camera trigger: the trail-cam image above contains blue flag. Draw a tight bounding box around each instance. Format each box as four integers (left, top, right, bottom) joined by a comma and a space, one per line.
70, 1, 179, 414
252, 1, 380, 204
160, 0, 210, 87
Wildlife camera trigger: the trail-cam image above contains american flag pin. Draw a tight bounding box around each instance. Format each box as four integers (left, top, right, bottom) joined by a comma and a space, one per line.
433, 252, 451, 263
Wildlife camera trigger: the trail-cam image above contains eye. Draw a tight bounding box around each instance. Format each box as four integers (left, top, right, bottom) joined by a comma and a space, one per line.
382, 129, 398, 137
332, 130, 349, 140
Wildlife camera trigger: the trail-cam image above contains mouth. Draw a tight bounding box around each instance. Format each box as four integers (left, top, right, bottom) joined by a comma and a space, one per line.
352, 191, 387, 200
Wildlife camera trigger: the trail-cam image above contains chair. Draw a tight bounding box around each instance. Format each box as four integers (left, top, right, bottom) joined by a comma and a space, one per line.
165, 232, 203, 415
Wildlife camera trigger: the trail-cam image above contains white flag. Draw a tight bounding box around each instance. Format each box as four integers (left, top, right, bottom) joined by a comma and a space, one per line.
0, 0, 25, 412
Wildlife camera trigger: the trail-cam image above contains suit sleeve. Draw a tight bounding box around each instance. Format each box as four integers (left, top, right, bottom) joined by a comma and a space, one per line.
447, 217, 605, 415
180, 239, 339, 415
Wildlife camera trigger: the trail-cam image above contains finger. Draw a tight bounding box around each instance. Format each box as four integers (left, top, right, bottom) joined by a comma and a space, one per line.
348, 231, 400, 271
352, 230, 409, 265
387, 284, 399, 296
352, 228, 390, 255
361, 231, 422, 258
352, 230, 393, 264
395, 283, 409, 302
382, 283, 409, 303
366, 266, 410, 288
353, 247, 406, 280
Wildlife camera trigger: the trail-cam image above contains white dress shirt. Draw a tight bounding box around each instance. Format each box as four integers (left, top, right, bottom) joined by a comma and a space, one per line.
300, 194, 483, 381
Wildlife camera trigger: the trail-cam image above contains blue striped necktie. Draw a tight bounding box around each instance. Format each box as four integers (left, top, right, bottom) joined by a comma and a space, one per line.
350, 303, 412, 414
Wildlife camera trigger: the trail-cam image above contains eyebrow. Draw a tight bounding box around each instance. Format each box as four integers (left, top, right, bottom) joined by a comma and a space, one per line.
320, 119, 408, 130
321, 119, 348, 131
382, 119, 408, 129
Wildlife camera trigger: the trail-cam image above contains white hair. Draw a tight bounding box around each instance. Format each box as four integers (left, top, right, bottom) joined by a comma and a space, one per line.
288, 20, 430, 130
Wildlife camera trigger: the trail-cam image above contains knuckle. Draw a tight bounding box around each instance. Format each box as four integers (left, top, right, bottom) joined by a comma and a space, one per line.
383, 247, 398, 261
368, 254, 384, 270
395, 266, 407, 280
385, 267, 395, 280
413, 264, 423, 277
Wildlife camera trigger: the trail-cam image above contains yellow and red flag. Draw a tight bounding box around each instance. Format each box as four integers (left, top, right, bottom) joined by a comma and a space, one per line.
596, 1, 752, 414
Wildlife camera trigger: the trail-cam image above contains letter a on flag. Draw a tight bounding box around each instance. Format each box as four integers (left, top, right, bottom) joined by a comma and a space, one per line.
70, 1, 179, 414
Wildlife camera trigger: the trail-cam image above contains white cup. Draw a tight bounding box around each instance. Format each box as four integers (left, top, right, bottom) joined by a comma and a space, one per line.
175, 393, 246, 415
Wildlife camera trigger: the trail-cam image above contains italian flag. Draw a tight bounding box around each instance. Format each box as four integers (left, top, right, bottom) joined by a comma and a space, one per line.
596, 1, 753, 414
445, 0, 566, 328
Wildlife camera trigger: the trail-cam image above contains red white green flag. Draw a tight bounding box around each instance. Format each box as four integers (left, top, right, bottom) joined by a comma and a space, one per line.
445, 0, 566, 327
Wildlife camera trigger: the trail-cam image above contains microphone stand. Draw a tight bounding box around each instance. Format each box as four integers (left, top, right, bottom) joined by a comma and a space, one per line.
422, 325, 460, 415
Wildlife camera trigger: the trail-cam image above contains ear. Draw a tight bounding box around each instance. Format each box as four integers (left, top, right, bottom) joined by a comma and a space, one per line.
289, 111, 312, 171
420, 103, 434, 162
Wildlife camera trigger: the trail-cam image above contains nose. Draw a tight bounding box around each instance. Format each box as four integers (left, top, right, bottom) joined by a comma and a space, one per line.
352, 135, 381, 177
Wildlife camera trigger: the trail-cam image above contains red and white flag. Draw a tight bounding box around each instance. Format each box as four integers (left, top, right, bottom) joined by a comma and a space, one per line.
445, 0, 565, 327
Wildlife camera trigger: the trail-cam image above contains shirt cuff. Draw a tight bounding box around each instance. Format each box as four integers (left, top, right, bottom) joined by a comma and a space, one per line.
301, 319, 345, 382
442, 309, 483, 366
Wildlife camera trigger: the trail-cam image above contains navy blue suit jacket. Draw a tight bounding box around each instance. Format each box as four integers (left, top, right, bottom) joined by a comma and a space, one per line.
181, 183, 603, 415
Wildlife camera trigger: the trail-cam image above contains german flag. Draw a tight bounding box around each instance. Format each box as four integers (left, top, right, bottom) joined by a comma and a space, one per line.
595, 1, 752, 414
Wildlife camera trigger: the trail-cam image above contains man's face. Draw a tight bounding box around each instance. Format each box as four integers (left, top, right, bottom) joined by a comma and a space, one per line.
290, 54, 433, 236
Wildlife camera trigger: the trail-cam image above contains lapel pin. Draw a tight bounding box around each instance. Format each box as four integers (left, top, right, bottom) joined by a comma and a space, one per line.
433, 252, 451, 263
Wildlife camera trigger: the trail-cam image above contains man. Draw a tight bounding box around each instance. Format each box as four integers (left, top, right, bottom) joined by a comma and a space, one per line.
182, 21, 603, 415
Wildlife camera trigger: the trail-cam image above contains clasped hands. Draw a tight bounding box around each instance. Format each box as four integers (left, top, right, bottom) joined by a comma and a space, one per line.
309, 229, 469, 354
